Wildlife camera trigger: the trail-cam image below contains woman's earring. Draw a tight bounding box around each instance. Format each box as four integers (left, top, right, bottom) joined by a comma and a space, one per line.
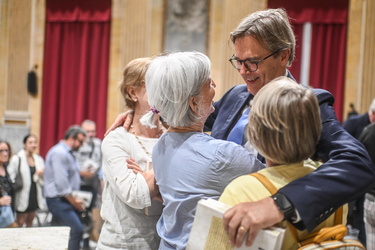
133, 98, 138, 102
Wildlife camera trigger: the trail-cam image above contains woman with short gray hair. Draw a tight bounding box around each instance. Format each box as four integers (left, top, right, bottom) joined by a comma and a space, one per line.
142, 51, 211, 128
141, 51, 264, 250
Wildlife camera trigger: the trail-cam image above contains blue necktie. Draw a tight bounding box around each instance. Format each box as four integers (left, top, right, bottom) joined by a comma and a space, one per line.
227, 107, 250, 145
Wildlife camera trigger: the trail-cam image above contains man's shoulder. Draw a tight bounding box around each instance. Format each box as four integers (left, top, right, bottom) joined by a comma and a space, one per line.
361, 122, 375, 137
343, 113, 367, 127
311, 88, 334, 103
226, 84, 249, 95
48, 142, 65, 153
46, 142, 68, 159
346, 113, 367, 121
218, 84, 251, 106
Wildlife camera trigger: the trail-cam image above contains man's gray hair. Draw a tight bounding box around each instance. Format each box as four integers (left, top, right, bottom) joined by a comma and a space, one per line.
230, 8, 295, 67
142, 51, 211, 127
64, 125, 86, 140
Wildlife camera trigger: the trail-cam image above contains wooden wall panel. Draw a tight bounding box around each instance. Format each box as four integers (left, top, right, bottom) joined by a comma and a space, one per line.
28, 0, 45, 139
106, 0, 164, 129
344, 0, 375, 119
6, 0, 31, 113
0, 0, 10, 118
208, 0, 267, 101
344, 0, 363, 118
361, 0, 375, 112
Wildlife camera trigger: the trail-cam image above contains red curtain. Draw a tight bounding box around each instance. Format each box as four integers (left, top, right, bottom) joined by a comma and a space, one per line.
309, 23, 347, 122
40, 0, 111, 157
268, 0, 349, 122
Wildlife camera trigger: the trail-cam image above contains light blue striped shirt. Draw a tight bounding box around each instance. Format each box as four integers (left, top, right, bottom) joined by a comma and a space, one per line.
44, 141, 81, 198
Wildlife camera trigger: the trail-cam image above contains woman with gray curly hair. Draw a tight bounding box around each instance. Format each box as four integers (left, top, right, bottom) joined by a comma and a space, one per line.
140, 51, 264, 250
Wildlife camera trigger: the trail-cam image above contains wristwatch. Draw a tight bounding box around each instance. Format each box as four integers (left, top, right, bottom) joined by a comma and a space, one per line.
272, 192, 295, 220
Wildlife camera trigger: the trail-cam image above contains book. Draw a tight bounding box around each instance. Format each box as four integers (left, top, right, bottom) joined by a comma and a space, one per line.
72, 190, 93, 208
187, 199, 285, 250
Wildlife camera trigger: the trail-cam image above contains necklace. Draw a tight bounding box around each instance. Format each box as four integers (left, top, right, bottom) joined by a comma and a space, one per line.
130, 125, 152, 158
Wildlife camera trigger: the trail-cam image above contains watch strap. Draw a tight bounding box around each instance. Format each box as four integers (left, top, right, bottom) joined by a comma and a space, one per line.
250, 172, 295, 220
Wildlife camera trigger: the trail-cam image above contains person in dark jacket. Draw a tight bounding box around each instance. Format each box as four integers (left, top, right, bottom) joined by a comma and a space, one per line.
343, 98, 375, 139
341, 98, 375, 246
204, 8, 375, 247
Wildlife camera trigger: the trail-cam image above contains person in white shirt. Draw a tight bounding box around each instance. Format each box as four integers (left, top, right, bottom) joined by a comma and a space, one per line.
97, 57, 164, 250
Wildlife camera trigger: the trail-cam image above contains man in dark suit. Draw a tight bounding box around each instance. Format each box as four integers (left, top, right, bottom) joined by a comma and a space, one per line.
359, 122, 375, 248
204, 8, 375, 247
342, 98, 375, 245
343, 99, 375, 139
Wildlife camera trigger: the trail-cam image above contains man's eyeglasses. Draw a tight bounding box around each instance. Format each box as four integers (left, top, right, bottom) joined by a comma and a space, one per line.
0, 149, 9, 154
229, 48, 283, 72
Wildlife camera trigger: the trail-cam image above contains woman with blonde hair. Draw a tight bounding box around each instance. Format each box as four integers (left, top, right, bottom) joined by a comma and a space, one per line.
97, 57, 164, 249
220, 77, 347, 249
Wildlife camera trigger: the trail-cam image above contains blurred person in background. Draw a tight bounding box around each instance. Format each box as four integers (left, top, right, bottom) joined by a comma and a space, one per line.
359, 122, 375, 249
8, 134, 45, 227
77, 119, 102, 209
0, 140, 18, 228
97, 57, 164, 250
44, 125, 87, 250
342, 98, 375, 245
76, 119, 103, 248
343, 98, 375, 139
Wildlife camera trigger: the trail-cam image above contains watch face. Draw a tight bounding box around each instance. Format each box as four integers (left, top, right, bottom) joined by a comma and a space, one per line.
272, 193, 295, 220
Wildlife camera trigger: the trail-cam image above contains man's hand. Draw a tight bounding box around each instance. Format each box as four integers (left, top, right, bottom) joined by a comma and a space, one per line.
104, 110, 134, 137
80, 169, 95, 179
65, 195, 85, 212
223, 197, 284, 247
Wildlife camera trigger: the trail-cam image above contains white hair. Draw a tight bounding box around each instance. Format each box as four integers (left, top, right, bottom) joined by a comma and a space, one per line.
141, 51, 211, 128
370, 98, 375, 112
